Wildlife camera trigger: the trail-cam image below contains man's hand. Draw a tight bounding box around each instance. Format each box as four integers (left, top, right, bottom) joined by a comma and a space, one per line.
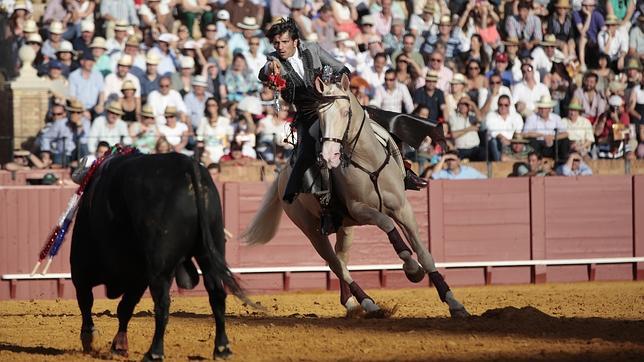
544, 134, 554, 147
498, 134, 511, 146
268, 58, 281, 75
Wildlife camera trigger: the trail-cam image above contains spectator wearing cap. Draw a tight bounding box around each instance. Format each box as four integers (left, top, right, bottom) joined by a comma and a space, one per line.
89, 37, 111, 77
223, 0, 262, 33
573, 0, 605, 68
629, 15, 644, 62
228, 17, 264, 57
100, 0, 139, 40
139, 0, 173, 35
137, 51, 162, 102
359, 51, 390, 91
171, 56, 196, 96
563, 98, 594, 156
243, 35, 268, 84
382, 17, 406, 56
372, 0, 393, 38
522, 95, 570, 163
448, 95, 484, 161
150, 33, 179, 75
413, 71, 445, 123
594, 94, 631, 158
486, 53, 513, 88
370, 69, 414, 113
103, 54, 142, 103
158, 105, 190, 153
88, 101, 132, 152
547, 0, 576, 60
431, 151, 487, 180
72, 21, 95, 55
512, 63, 550, 117
213, 9, 231, 40
41, 21, 65, 60
119, 80, 139, 123
572, 71, 607, 123
480, 72, 513, 115
485, 94, 525, 161
184, 75, 214, 130
129, 104, 160, 154
41, 99, 92, 165
505, 1, 543, 50
422, 15, 466, 60
312, 4, 337, 52
598, 15, 629, 71
147, 75, 189, 125
43, 60, 70, 103
104, 20, 130, 55
68, 51, 105, 116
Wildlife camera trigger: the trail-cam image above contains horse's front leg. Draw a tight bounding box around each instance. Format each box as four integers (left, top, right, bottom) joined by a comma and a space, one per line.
391, 200, 470, 318
335, 226, 361, 314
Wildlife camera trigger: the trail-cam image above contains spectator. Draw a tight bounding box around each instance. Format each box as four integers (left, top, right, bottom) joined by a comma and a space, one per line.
150, 33, 179, 76
43, 60, 69, 103
72, 20, 94, 55
228, 17, 262, 56
331, 32, 358, 73
68, 51, 104, 117
105, 20, 130, 55
574, 0, 605, 69
119, 80, 139, 123
154, 136, 173, 154
184, 75, 213, 130
563, 99, 594, 156
234, 96, 260, 159
413, 71, 445, 123
111, 35, 146, 75
558, 152, 593, 176
573, 71, 607, 123
312, 4, 336, 52
485, 94, 524, 161
158, 106, 189, 153
594, 95, 631, 158
371, 69, 414, 113
393, 53, 423, 94
40, 101, 90, 165
224, 53, 258, 103
598, 15, 629, 71
89, 37, 111, 77
103, 54, 141, 103
219, 141, 253, 165
512, 63, 550, 117
243, 35, 267, 84
423, 15, 466, 60
382, 17, 405, 56
425, 50, 453, 94
480, 72, 513, 115
147, 75, 188, 125
88, 101, 131, 152
137, 51, 161, 103
503, 135, 535, 162
527, 151, 554, 176
522, 95, 570, 163
486, 53, 513, 88
431, 151, 487, 180
548, 0, 577, 60
100, 1, 139, 39
129, 104, 160, 154
139, 0, 173, 34
409, 3, 438, 42
505, 0, 543, 50
171, 56, 196, 96
531, 35, 565, 81
465, 59, 488, 106
629, 15, 644, 63
196, 98, 233, 163
222, 0, 262, 33
41, 21, 64, 60
359, 50, 389, 91
448, 95, 483, 161
349, 76, 372, 106
445, 73, 468, 121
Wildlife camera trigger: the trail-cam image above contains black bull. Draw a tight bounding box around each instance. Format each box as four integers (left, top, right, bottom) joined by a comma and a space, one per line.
70, 152, 243, 360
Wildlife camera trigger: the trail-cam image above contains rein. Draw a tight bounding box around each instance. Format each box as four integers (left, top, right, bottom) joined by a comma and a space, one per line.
318, 93, 391, 212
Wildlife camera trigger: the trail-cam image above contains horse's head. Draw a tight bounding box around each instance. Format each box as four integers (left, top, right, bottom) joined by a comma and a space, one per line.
315, 73, 352, 169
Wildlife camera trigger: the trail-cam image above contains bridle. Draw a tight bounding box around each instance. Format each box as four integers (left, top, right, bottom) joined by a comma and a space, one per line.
318, 93, 366, 167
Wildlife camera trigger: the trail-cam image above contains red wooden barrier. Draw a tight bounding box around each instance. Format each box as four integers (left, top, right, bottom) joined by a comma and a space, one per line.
634, 176, 644, 280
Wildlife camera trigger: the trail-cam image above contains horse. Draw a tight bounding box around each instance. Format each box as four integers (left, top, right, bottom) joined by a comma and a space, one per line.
243, 74, 469, 318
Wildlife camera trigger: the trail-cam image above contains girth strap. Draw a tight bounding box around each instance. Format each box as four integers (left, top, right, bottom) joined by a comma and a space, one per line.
349, 140, 392, 212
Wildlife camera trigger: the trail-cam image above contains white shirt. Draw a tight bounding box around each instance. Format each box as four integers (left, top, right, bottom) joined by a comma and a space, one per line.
88, 116, 131, 152
359, 65, 390, 90
511, 81, 550, 116
564, 116, 594, 143
103, 72, 141, 101
147, 89, 188, 124
523, 112, 567, 139
598, 30, 629, 60
370, 82, 414, 113
479, 86, 513, 113
448, 112, 480, 149
531, 47, 565, 77
485, 111, 524, 140
288, 47, 304, 79
243, 51, 267, 82
159, 122, 188, 146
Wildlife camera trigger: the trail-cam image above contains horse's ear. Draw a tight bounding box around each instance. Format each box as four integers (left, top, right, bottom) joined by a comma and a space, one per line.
315, 75, 325, 94
340, 73, 350, 92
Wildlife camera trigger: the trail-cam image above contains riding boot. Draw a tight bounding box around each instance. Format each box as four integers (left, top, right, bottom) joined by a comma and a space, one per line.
403, 161, 428, 190
283, 122, 317, 203
315, 167, 337, 235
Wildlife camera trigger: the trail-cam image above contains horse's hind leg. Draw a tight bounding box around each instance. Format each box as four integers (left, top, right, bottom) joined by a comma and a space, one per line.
391, 201, 470, 318
335, 226, 360, 313
111, 284, 146, 357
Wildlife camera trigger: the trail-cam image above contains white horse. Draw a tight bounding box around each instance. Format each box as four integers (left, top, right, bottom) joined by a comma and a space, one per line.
243, 74, 469, 318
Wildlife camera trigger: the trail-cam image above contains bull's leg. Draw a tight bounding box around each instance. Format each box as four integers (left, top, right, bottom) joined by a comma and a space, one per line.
196, 255, 231, 359
76, 285, 98, 353
335, 227, 360, 313
348, 202, 422, 283
391, 200, 470, 318
111, 285, 146, 357
144, 277, 172, 361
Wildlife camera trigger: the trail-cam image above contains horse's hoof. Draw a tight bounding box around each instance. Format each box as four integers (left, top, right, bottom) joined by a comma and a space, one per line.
214, 345, 232, 360
449, 307, 471, 318
403, 261, 425, 283
142, 352, 164, 361
344, 296, 363, 318
80, 327, 99, 353
365, 309, 387, 319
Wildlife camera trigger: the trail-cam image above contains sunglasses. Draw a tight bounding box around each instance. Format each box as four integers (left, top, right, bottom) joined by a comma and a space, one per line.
216, 45, 226, 49
498, 103, 510, 107
160, 84, 170, 88
53, 112, 65, 116
71, 111, 83, 114
468, 66, 480, 70
166, 115, 176, 118
207, 103, 218, 107
249, 43, 260, 46
490, 80, 501, 85
431, 58, 442, 62
385, 78, 396, 81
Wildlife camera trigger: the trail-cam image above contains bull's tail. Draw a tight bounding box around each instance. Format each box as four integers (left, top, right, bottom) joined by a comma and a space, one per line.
190, 161, 245, 300
241, 179, 282, 245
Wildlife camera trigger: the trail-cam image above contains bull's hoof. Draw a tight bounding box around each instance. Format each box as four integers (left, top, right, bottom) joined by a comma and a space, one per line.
142, 352, 164, 361
111, 331, 129, 357
80, 327, 99, 353
403, 261, 425, 283
449, 307, 471, 318
111, 347, 129, 358
214, 344, 232, 360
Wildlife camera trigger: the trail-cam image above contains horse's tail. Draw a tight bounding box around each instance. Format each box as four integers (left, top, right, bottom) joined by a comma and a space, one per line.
241, 179, 282, 245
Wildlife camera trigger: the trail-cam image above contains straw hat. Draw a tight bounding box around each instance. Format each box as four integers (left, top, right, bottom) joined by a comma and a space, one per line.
145, 51, 160, 65
625, 58, 641, 71
503, 37, 520, 46
56, 41, 75, 54
114, 20, 129, 32
117, 54, 133, 67
90, 37, 108, 50
510, 135, 529, 144
554, 0, 571, 8
158, 33, 177, 43
121, 80, 137, 91
609, 81, 627, 92
164, 105, 178, 117
238, 96, 263, 116
80, 20, 95, 33
180, 56, 195, 69
66, 99, 84, 112
608, 95, 623, 107
192, 75, 208, 88
423, 3, 435, 13
439, 15, 452, 26
49, 21, 65, 35
567, 98, 584, 111
237, 17, 260, 30
535, 95, 556, 108
26, 33, 42, 44
541, 34, 557, 47
450, 73, 467, 85
141, 104, 155, 118
392, 17, 405, 26
106, 101, 124, 115
425, 70, 439, 81
334, 32, 349, 42
605, 14, 620, 25
125, 35, 140, 47
23, 19, 37, 33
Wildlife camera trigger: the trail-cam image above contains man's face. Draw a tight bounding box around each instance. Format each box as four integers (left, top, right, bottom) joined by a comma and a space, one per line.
92, 47, 105, 58
457, 102, 469, 115
429, 54, 443, 70
402, 36, 414, 53
107, 111, 119, 124
50, 33, 61, 42
381, 0, 392, 13
537, 107, 551, 119
194, 85, 205, 96
159, 79, 171, 95
69, 109, 82, 123
374, 56, 386, 72
384, 74, 396, 91
205, 26, 217, 39
57, 51, 72, 61
146, 63, 157, 75
125, 44, 138, 56
49, 67, 62, 79
439, 23, 451, 36
446, 156, 460, 171
506, 44, 518, 56
159, 41, 169, 52
519, 7, 529, 21
117, 64, 129, 78
511, 142, 524, 153
52, 106, 66, 120
545, 45, 555, 57
272, 32, 297, 60
497, 97, 510, 116
115, 29, 127, 40
81, 59, 94, 71
81, 31, 93, 42
249, 38, 260, 53
96, 145, 109, 157
584, 76, 597, 90
425, 79, 437, 91
528, 155, 540, 170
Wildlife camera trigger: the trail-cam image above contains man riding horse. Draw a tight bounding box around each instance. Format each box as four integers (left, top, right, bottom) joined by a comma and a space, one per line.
259, 18, 429, 234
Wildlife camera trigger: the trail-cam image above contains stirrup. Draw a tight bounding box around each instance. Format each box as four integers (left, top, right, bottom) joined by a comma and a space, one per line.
404, 168, 428, 190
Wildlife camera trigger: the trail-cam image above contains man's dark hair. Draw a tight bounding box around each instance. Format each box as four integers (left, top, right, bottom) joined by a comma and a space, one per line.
528, 151, 541, 160
498, 94, 511, 103
518, 1, 531, 10
266, 18, 300, 41
403, 33, 415, 41
384, 69, 396, 77
97, 141, 110, 150
374, 52, 387, 61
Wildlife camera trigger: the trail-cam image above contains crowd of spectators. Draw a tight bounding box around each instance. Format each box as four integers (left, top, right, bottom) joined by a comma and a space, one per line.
2, 0, 643, 179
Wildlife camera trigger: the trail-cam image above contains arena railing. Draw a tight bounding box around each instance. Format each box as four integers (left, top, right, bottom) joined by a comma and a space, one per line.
3, 256, 644, 299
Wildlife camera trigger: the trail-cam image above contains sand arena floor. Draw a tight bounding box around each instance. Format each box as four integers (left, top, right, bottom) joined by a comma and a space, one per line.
0, 281, 643, 361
